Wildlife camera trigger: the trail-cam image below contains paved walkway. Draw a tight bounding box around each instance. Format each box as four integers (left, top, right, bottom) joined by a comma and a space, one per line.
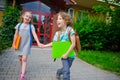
0, 47, 120, 80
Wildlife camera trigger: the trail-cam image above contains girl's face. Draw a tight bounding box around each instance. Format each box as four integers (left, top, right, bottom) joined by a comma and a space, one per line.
22, 12, 32, 23
57, 15, 66, 28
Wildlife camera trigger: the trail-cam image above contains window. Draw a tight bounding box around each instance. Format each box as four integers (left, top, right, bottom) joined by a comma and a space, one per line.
68, 8, 74, 19
77, 10, 89, 22
0, 0, 5, 10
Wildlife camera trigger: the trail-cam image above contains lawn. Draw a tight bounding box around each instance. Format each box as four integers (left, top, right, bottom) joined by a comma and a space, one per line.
78, 50, 120, 75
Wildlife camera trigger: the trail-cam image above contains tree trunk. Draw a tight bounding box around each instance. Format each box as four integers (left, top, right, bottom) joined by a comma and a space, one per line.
12, 0, 16, 8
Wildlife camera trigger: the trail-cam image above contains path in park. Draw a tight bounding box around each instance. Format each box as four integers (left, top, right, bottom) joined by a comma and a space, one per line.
0, 47, 120, 80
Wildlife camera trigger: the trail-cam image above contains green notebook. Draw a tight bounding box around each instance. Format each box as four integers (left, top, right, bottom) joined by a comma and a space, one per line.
52, 41, 74, 59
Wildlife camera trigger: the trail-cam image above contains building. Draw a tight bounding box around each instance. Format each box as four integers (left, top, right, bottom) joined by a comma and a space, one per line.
0, 0, 5, 26
0, 0, 119, 45
21, 0, 77, 45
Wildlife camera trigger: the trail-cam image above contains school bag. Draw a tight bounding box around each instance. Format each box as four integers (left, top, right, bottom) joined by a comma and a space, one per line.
58, 27, 81, 56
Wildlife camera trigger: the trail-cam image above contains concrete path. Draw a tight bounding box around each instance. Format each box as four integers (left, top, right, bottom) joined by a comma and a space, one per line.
0, 47, 120, 80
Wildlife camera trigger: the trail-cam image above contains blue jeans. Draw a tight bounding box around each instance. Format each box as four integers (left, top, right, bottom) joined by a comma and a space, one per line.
57, 58, 74, 80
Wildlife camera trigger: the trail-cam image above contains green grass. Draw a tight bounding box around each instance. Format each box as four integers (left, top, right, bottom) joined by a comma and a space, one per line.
78, 50, 120, 75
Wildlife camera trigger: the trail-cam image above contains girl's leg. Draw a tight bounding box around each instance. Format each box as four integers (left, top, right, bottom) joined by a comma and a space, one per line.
62, 58, 70, 80
18, 55, 22, 67
57, 68, 64, 75
21, 56, 27, 76
62, 58, 74, 80
56, 68, 64, 79
68, 58, 74, 68
19, 56, 27, 80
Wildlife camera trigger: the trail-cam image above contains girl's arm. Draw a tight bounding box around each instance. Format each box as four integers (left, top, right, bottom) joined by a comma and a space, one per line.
42, 31, 57, 48
43, 42, 52, 47
12, 29, 18, 49
32, 30, 42, 47
62, 34, 76, 59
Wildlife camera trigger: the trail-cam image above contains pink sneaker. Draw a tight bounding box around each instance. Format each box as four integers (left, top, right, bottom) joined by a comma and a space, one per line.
20, 73, 25, 80
20, 76, 25, 80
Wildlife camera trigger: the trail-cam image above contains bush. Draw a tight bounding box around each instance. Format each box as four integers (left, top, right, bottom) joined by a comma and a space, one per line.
1, 6, 20, 38
0, 6, 20, 52
74, 13, 106, 50
104, 8, 120, 51
74, 7, 120, 51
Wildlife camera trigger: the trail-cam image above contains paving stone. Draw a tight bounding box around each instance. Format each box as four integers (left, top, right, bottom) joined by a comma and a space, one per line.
0, 48, 120, 80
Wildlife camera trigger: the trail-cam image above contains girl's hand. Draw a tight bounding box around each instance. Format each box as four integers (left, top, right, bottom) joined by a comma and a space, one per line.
12, 44, 16, 50
41, 45, 47, 48
62, 53, 68, 59
41, 44, 45, 48
38, 43, 44, 48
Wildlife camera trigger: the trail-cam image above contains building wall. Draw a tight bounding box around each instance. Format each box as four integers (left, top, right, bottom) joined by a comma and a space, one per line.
0, 0, 5, 27
52, 14, 58, 40
0, 10, 3, 27
70, 5, 92, 22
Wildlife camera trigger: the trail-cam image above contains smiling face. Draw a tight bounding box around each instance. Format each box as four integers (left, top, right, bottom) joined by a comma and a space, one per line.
56, 11, 73, 29
57, 15, 66, 28
22, 12, 32, 24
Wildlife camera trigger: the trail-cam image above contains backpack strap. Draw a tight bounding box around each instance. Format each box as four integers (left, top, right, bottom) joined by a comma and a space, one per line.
68, 28, 72, 41
57, 31, 60, 41
29, 24, 33, 47
57, 28, 72, 41
18, 23, 22, 33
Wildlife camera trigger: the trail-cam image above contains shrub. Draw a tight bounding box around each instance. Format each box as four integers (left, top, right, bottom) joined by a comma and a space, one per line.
74, 7, 120, 51
104, 8, 120, 51
0, 6, 20, 52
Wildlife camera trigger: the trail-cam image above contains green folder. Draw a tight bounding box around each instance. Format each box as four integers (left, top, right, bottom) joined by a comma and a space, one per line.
52, 41, 74, 59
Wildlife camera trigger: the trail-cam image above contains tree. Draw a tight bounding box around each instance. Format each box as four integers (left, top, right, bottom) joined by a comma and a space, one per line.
13, 0, 16, 7
0, 0, 21, 50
